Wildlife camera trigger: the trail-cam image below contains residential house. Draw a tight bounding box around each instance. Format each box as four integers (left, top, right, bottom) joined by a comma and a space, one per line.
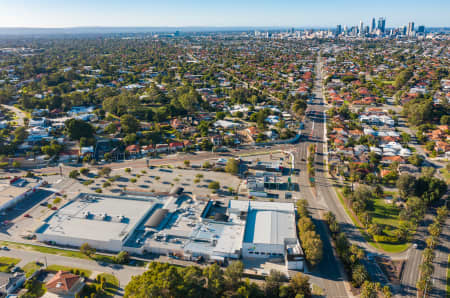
155, 144, 169, 153
169, 142, 184, 151
45, 271, 85, 297
126, 144, 141, 156
210, 135, 222, 147
0, 272, 26, 296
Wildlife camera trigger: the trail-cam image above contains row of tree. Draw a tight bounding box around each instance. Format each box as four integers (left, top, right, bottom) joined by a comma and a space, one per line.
416, 205, 448, 295
296, 200, 323, 267
125, 261, 313, 298
324, 211, 369, 288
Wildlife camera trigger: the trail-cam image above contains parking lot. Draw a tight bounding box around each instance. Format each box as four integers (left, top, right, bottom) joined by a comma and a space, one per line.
0, 189, 55, 241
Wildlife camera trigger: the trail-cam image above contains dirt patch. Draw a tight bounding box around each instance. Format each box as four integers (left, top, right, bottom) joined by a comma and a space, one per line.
377, 257, 404, 284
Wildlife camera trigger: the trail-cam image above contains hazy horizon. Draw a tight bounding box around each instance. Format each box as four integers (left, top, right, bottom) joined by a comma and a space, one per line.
1, 0, 449, 28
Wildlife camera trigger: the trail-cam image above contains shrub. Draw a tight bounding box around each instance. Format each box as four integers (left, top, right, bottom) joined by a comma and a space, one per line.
69, 170, 80, 179
208, 181, 220, 190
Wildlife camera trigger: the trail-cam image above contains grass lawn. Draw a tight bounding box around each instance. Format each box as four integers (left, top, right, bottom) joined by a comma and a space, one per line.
370, 197, 409, 252
0, 256, 21, 272
382, 80, 395, 85
0, 240, 122, 266
22, 262, 43, 278
23, 278, 46, 297
46, 265, 92, 278
334, 187, 409, 253
440, 167, 450, 185
0, 241, 91, 259
97, 273, 120, 297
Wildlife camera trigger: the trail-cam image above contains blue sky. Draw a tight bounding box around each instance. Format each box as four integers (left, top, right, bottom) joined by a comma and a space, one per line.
0, 0, 449, 28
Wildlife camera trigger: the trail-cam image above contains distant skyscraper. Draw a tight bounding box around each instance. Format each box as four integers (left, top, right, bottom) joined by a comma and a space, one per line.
371, 18, 376, 33
336, 24, 342, 36
359, 20, 364, 35
407, 22, 415, 36
377, 17, 386, 33
417, 25, 425, 33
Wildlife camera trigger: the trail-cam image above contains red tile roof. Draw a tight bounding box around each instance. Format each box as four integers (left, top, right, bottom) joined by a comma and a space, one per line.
46, 271, 81, 292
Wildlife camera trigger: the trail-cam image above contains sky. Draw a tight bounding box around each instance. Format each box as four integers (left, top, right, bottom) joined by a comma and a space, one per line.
0, 0, 449, 28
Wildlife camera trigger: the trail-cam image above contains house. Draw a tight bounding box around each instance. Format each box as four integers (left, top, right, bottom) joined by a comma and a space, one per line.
45, 271, 85, 297
155, 144, 169, 153
435, 141, 450, 154
59, 149, 80, 162
398, 164, 420, 176
381, 156, 405, 164
354, 145, 368, 155
214, 120, 240, 129
169, 142, 184, 151
141, 145, 154, 154
126, 144, 141, 156
183, 140, 194, 149
0, 272, 26, 296
210, 135, 222, 146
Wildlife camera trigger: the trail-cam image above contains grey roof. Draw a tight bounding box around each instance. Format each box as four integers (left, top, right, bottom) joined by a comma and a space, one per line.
145, 209, 169, 228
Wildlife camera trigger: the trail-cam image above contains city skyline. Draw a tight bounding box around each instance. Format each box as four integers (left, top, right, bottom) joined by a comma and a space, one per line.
0, 0, 449, 28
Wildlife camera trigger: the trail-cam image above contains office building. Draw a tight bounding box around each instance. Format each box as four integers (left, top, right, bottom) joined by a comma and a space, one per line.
407, 22, 415, 36
336, 24, 342, 36
378, 17, 386, 33
371, 18, 376, 33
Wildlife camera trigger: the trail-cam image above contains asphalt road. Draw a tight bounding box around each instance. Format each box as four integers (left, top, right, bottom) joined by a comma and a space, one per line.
1, 104, 27, 126
429, 213, 449, 298
291, 55, 350, 298
299, 55, 392, 292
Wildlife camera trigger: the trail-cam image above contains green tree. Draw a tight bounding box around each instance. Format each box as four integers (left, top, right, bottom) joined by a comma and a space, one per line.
120, 114, 140, 134
408, 154, 423, 167
65, 119, 94, 140
287, 273, 311, 297
69, 170, 80, 179
396, 174, 417, 197
13, 127, 28, 143
225, 158, 239, 175
360, 281, 380, 298
208, 181, 220, 190
352, 264, 369, 287
98, 167, 112, 177
80, 242, 96, 256
224, 261, 244, 291
115, 251, 130, 264
203, 263, 224, 296
264, 270, 286, 298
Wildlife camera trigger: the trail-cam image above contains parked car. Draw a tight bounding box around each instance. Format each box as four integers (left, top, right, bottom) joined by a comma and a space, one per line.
51, 207, 58, 210
24, 214, 31, 218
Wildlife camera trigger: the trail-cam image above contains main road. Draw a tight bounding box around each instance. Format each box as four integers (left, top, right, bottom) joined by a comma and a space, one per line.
294, 53, 391, 293
291, 54, 351, 298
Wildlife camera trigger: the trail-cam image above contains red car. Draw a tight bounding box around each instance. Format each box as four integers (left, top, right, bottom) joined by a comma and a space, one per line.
51, 207, 58, 210
24, 214, 31, 218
